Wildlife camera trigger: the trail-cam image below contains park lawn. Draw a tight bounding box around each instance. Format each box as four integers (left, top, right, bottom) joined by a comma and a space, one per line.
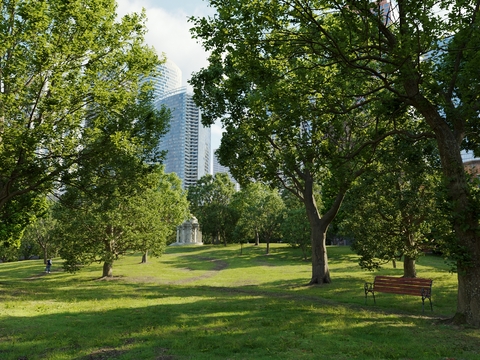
0, 244, 478, 360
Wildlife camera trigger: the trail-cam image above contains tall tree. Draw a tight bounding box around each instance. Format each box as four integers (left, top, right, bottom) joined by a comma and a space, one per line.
56, 165, 186, 277
187, 173, 238, 245
245, 0, 479, 326
191, 0, 480, 327
0, 0, 163, 245
53, 73, 172, 277
233, 182, 285, 253
340, 135, 446, 277
189, 2, 405, 284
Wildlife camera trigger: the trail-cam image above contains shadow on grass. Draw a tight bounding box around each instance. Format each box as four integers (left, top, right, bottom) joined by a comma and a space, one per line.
0, 245, 475, 360
1, 283, 478, 360
161, 244, 315, 273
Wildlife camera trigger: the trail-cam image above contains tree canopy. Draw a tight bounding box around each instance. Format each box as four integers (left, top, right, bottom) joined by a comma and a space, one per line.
56, 166, 188, 277
0, 0, 164, 245
190, 0, 411, 284
190, 0, 480, 326
187, 173, 238, 245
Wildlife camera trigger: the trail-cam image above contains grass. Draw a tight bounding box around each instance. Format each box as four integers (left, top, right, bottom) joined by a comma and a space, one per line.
0, 244, 479, 360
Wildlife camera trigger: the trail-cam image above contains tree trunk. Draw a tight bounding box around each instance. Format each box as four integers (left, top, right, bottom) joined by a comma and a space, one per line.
309, 221, 331, 284
142, 250, 148, 263
303, 172, 347, 285
255, 230, 259, 246
406, 92, 480, 326
266, 238, 270, 255
102, 261, 113, 277
103, 231, 114, 278
403, 256, 416, 278
402, 232, 416, 277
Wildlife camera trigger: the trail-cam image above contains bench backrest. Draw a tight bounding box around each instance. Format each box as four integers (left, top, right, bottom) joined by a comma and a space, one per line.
374, 276, 432, 296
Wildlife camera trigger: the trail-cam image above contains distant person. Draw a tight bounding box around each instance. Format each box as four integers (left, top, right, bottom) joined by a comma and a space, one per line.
46, 259, 52, 273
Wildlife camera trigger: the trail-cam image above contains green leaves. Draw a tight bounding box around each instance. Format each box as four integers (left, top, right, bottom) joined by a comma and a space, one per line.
0, 0, 162, 221
187, 173, 238, 245
56, 166, 188, 275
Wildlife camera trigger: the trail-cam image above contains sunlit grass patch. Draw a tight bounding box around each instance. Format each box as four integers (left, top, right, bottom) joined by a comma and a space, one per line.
0, 244, 477, 360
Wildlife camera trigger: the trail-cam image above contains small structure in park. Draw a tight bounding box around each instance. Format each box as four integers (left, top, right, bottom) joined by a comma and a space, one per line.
170, 216, 203, 246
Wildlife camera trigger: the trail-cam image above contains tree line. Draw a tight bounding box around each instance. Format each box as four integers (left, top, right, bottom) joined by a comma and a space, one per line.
0, 0, 189, 277
1, 0, 479, 327
188, 0, 480, 326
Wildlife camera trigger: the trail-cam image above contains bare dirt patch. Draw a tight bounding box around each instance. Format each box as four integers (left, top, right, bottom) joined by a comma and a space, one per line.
79, 348, 126, 359
170, 258, 228, 284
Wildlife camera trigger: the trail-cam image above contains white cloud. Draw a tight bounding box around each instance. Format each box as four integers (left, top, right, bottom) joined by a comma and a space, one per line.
116, 0, 211, 88
116, 0, 223, 152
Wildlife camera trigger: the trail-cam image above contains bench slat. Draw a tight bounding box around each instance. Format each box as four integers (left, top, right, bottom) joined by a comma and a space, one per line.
373, 286, 426, 296
374, 276, 432, 286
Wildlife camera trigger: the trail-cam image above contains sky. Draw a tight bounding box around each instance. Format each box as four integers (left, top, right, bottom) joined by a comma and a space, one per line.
116, 0, 222, 151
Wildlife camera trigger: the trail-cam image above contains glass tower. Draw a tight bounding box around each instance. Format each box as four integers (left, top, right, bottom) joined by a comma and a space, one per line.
153, 61, 211, 188
145, 60, 182, 100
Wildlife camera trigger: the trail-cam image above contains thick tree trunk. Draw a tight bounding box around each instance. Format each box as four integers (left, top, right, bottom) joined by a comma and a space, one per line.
406, 92, 480, 326
255, 230, 259, 246
403, 256, 416, 278
303, 173, 347, 285
309, 221, 331, 284
266, 239, 270, 255
102, 262, 113, 277
142, 251, 148, 263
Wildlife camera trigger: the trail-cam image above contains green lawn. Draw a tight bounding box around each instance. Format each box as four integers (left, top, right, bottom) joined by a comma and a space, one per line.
0, 244, 478, 359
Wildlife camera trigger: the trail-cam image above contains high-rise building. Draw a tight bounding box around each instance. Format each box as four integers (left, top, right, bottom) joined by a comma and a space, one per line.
149, 60, 182, 100
153, 61, 211, 188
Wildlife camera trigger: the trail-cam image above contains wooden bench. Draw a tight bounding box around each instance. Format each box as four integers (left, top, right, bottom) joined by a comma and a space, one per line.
364, 276, 433, 312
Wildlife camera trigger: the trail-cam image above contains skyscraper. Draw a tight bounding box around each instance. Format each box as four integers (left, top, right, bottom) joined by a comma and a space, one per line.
153, 61, 211, 188
150, 60, 182, 99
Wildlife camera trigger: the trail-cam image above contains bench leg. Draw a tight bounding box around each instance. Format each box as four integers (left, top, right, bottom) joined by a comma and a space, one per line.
364, 292, 376, 304
421, 288, 433, 312
421, 297, 433, 313
364, 283, 376, 305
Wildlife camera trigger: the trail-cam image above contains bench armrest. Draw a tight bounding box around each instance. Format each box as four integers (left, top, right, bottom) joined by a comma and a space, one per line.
364, 282, 374, 294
